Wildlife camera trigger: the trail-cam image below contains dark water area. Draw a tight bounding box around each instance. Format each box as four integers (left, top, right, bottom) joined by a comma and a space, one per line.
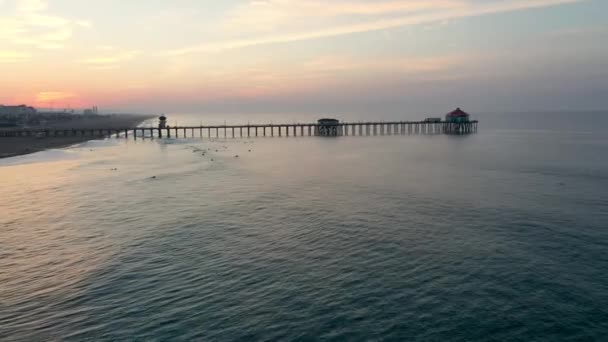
1, 111, 608, 341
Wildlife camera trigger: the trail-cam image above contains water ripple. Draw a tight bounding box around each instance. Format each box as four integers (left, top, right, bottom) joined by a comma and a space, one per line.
2, 129, 608, 341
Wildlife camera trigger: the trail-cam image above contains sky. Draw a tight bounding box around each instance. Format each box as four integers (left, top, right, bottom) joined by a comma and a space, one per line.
0, 0, 607, 114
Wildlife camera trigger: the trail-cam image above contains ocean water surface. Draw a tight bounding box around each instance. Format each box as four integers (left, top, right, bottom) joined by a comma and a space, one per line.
1, 111, 608, 341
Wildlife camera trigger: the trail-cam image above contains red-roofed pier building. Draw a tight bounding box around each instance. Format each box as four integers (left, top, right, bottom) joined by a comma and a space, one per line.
444, 108, 476, 134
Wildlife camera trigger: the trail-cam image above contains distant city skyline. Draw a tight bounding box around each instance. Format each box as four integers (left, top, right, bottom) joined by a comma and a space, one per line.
1, 0, 607, 114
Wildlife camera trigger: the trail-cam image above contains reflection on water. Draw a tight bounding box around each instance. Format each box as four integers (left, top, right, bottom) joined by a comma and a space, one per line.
1, 112, 608, 341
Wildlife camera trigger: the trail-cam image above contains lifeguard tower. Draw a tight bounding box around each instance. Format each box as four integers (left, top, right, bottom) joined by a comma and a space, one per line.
159, 115, 167, 129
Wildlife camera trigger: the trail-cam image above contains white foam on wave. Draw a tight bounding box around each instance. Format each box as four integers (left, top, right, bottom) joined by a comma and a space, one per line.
0, 148, 81, 167
0, 138, 121, 167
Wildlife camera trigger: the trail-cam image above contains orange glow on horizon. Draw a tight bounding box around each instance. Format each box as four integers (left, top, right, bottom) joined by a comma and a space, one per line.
29, 91, 89, 109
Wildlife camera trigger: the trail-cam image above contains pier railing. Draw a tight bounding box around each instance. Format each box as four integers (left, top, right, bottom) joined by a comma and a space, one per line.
0, 120, 478, 139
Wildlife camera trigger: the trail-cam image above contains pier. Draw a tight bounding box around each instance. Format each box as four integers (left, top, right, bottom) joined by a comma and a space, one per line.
0, 120, 478, 139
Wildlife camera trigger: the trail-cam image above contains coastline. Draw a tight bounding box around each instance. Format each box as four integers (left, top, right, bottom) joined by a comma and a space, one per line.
0, 114, 154, 159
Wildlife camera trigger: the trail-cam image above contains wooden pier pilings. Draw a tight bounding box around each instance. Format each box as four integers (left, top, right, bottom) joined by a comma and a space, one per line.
0, 120, 478, 139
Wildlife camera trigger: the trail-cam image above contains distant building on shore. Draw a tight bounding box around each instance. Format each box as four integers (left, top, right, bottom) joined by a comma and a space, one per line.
0, 119, 18, 127
445, 108, 471, 123
0, 105, 37, 116
83, 106, 99, 115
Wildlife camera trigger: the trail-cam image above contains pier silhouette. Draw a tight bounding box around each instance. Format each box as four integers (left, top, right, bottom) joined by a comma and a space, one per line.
0, 119, 478, 140
0, 120, 478, 139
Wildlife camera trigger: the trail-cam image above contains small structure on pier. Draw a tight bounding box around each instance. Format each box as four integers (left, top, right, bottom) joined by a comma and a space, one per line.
316, 118, 340, 137
424, 117, 442, 123
159, 115, 167, 129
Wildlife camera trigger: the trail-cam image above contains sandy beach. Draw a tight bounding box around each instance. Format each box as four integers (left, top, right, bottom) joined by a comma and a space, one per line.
0, 114, 153, 159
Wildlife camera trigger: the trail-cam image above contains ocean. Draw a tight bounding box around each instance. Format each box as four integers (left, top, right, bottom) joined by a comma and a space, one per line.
1, 111, 608, 341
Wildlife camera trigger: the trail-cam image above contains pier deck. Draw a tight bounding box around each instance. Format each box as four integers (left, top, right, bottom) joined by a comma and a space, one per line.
0, 120, 478, 139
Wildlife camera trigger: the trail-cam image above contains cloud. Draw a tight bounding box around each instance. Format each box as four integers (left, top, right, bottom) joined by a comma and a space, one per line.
36, 91, 75, 103
307, 54, 468, 74
0, 0, 90, 49
169, 0, 584, 55
0, 50, 31, 62
16, 0, 46, 12
79, 48, 140, 69
159, 53, 470, 99
221, 0, 467, 34
543, 25, 608, 38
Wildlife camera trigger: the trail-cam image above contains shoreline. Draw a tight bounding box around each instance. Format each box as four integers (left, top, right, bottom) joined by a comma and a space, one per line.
0, 114, 154, 159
